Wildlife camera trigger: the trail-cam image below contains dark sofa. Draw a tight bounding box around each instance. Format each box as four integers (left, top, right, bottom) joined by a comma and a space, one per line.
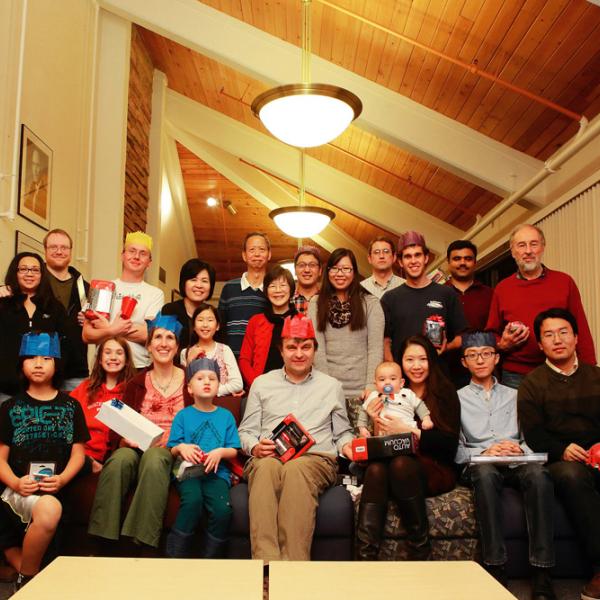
61, 473, 589, 580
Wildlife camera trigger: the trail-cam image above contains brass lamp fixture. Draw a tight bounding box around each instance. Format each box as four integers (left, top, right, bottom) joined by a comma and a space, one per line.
269, 149, 334, 238
252, 0, 362, 148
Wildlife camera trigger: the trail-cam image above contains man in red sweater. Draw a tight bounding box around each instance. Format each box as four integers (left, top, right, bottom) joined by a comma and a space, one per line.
486, 224, 596, 389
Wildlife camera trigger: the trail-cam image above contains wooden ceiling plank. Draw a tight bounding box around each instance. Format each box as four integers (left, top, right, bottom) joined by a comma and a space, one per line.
480, 3, 591, 145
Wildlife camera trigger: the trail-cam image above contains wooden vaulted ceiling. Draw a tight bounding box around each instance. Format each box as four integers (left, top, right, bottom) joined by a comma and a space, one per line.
137, 0, 600, 280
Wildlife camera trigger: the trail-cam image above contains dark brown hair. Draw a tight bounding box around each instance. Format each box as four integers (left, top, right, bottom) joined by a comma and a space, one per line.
398, 335, 460, 435
316, 248, 365, 332
87, 337, 136, 405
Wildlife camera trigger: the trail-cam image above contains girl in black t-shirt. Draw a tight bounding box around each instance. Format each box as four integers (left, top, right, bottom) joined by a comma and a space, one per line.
0, 332, 89, 591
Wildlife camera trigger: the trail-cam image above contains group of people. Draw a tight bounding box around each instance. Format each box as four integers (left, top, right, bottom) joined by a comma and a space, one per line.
0, 224, 598, 600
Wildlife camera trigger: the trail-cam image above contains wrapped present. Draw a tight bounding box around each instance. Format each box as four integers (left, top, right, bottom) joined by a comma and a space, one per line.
97, 399, 163, 451
352, 432, 417, 461
85, 280, 115, 320
270, 414, 315, 463
176, 458, 207, 481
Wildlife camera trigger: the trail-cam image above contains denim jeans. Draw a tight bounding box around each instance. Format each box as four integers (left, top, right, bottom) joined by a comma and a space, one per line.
501, 369, 526, 390
549, 461, 600, 568
464, 463, 555, 567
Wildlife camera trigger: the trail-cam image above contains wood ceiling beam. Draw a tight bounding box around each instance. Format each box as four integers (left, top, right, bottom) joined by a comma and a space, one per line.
98, 0, 547, 206
165, 89, 462, 255
165, 126, 372, 274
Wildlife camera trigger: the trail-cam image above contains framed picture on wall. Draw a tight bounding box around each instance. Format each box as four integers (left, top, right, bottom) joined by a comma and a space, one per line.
15, 230, 45, 256
18, 125, 52, 230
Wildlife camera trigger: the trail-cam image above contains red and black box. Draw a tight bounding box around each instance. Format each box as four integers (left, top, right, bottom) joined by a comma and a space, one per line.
270, 414, 315, 462
351, 432, 418, 462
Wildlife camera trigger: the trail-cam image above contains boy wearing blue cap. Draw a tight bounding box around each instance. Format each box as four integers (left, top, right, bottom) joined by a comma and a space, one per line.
456, 331, 555, 599
166, 357, 240, 558
0, 333, 89, 590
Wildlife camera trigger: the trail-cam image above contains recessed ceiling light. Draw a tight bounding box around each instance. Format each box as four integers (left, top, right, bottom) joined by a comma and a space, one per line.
206, 197, 218, 207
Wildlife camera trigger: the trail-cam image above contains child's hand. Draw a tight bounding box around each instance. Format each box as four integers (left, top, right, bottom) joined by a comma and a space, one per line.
203, 448, 224, 473
38, 474, 64, 494
17, 475, 39, 496
178, 443, 204, 464
421, 415, 434, 430
358, 427, 371, 438
186, 346, 203, 362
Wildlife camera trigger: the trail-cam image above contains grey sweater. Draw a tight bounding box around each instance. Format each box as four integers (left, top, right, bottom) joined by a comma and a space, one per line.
308, 293, 384, 399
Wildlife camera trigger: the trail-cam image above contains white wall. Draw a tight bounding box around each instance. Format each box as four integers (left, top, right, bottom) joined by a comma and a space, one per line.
0, 0, 96, 278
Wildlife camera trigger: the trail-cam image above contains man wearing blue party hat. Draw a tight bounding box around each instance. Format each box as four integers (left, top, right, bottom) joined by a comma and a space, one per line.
456, 331, 555, 599
83, 231, 164, 369
0, 332, 89, 591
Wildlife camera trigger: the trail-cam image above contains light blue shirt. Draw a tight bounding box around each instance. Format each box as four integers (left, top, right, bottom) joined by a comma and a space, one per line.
455, 377, 531, 464
239, 368, 354, 457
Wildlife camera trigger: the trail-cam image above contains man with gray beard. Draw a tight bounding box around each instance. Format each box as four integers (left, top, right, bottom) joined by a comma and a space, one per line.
485, 224, 595, 389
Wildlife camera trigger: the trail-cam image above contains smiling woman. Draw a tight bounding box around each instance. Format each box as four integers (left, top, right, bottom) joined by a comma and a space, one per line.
308, 248, 384, 427
161, 258, 217, 353
239, 265, 296, 388
0, 252, 70, 403
88, 315, 192, 549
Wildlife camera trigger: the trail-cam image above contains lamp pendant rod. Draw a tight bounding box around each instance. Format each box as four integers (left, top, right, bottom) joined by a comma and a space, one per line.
299, 149, 306, 208
301, 0, 311, 84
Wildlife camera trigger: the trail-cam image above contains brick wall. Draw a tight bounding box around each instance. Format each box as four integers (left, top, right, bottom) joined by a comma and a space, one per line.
123, 26, 154, 236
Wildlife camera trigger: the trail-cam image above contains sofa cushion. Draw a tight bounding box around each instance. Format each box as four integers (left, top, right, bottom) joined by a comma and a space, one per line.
383, 485, 478, 539
230, 482, 353, 539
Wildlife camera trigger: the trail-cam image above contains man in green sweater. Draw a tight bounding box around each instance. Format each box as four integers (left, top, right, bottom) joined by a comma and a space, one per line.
519, 307, 600, 600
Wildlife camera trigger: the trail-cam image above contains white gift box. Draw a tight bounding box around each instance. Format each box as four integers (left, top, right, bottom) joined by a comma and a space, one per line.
97, 399, 164, 451
469, 452, 548, 465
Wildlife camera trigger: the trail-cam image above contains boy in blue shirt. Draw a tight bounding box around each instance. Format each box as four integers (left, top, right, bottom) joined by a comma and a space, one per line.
166, 357, 240, 558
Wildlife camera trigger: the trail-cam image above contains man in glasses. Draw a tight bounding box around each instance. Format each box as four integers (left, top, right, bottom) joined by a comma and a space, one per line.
43, 229, 90, 390
381, 230, 466, 363
83, 231, 164, 369
486, 223, 595, 390
456, 331, 555, 598
519, 308, 600, 600
360, 236, 405, 299
293, 245, 322, 314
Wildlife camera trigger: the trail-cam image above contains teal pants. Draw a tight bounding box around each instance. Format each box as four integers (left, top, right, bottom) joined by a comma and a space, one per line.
174, 475, 232, 539
88, 446, 173, 548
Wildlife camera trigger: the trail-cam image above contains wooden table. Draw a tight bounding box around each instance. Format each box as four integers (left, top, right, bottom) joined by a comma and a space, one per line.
269, 561, 516, 600
12, 556, 264, 600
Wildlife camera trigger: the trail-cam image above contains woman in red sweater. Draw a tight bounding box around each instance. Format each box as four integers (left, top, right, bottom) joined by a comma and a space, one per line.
239, 266, 296, 387
70, 337, 136, 472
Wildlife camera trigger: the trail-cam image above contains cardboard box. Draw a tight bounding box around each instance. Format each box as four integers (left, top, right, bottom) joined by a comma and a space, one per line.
270, 414, 315, 462
351, 432, 417, 462
97, 399, 164, 451
176, 459, 206, 481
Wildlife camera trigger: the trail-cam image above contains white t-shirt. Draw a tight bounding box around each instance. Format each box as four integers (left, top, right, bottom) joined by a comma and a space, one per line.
110, 278, 164, 368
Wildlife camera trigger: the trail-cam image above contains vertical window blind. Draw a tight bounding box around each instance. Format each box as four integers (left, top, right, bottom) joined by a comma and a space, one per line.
535, 183, 600, 354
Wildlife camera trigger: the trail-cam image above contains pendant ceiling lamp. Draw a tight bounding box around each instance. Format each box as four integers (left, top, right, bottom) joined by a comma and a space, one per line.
252, 0, 362, 148
269, 150, 334, 238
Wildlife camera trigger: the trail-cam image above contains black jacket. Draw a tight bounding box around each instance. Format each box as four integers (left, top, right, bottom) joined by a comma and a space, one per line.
0, 294, 70, 396
57, 265, 90, 379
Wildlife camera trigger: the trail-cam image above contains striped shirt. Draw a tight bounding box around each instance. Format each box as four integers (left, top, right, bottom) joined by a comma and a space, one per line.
218, 275, 268, 357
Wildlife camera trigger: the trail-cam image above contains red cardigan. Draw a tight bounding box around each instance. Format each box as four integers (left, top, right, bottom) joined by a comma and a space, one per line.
238, 313, 274, 387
